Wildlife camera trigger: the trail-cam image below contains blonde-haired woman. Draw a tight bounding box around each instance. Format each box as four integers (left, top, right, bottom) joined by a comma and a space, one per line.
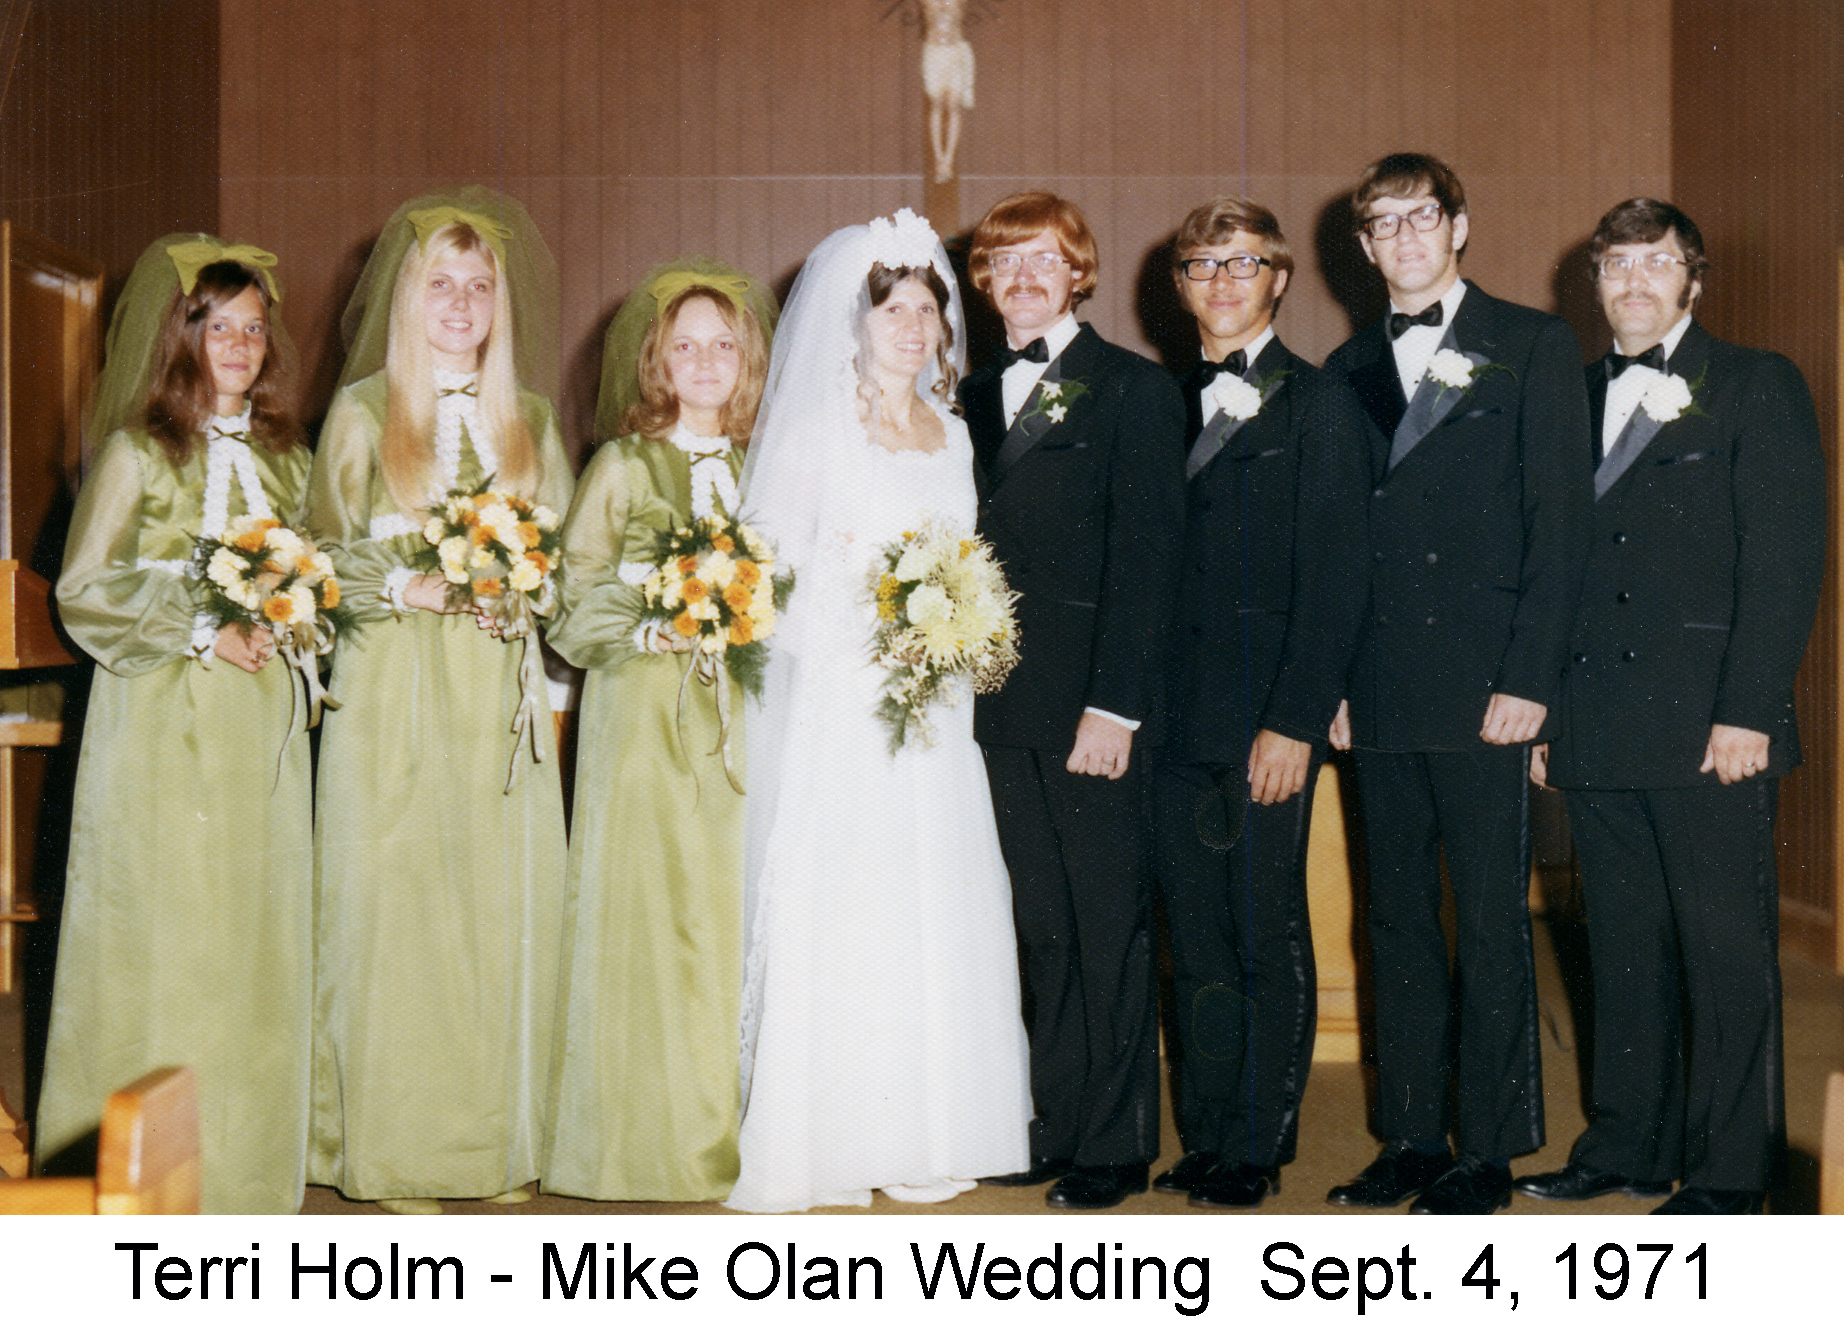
307, 189, 572, 1213
544, 258, 775, 1202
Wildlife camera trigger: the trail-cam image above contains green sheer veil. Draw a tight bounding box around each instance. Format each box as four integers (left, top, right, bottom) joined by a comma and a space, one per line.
337, 186, 560, 399
87, 233, 293, 466
594, 255, 779, 442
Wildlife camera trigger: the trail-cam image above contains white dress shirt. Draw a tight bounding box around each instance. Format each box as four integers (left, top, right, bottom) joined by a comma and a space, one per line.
1001, 313, 1082, 425
1602, 314, 1693, 456
1390, 278, 1470, 401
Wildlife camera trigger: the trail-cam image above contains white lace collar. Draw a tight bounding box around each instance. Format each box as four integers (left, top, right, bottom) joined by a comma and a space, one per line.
200, 407, 272, 536
433, 369, 495, 496
669, 422, 737, 523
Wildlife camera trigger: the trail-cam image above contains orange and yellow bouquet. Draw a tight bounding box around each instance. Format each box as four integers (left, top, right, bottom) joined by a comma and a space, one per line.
416, 482, 564, 638
196, 515, 350, 710
635, 501, 793, 793
414, 481, 565, 789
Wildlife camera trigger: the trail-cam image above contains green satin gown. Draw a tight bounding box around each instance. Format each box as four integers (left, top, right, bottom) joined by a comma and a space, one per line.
36, 427, 314, 1214
305, 372, 572, 1201
543, 434, 745, 1201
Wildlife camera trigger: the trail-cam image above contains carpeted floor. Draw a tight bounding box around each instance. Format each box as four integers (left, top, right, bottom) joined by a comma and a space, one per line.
280, 914, 1844, 1217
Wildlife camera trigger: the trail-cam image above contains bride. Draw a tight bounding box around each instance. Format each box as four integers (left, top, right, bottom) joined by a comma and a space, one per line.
726, 209, 1031, 1212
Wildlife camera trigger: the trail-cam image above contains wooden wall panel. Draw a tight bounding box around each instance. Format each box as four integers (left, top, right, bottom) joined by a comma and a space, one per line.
216, 0, 1673, 447
0, 0, 219, 285
1674, 0, 1844, 970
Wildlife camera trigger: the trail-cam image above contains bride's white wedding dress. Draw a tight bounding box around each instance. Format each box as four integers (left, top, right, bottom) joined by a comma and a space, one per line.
726, 405, 1032, 1213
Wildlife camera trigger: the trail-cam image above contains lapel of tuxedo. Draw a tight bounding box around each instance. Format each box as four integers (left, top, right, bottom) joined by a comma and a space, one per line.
991, 326, 1097, 482
961, 367, 1006, 483
1187, 339, 1290, 480
1348, 327, 1406, 475
1595, 321, 1709, 500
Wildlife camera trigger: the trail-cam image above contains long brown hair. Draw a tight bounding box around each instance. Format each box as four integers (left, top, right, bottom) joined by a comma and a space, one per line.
380, 223, 540, 515
622, 286, 770, 445
144, 261, 301, 466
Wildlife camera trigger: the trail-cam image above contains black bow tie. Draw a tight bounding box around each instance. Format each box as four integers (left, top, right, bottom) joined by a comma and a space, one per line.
1388, 305, 1443, 339
1605, 344, 1667, 377
1185, 349, 1248, 392
998, 337, 1049, 370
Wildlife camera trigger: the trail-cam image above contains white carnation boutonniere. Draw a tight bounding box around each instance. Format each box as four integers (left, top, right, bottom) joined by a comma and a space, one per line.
1425, 348, 1514, 404
1023, 377, 1090, 426
1210, 374, 1265, 421
1638, 369, 1708, 423
1210, 365, 1292, 422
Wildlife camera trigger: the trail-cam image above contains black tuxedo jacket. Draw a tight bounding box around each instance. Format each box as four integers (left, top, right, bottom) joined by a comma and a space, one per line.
962, 323, 1187, 752
1324, 284, 1594, 750
1161, 336, 1371, 764
1547, 320, 1825, 789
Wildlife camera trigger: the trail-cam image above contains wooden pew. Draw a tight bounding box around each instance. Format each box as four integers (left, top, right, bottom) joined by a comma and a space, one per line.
0, 1066, 199, 1214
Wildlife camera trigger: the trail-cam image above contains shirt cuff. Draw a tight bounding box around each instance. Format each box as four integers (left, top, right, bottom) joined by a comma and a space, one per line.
1084, 706, 1141, 732
187, 612, 221, 663
383, 566, 418, 615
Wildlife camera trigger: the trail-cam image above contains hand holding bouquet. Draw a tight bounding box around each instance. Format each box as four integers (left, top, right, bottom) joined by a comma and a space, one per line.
635, 501, 793, 794
195, 514, 352, 744
415, 481, 565, 790
869, 520, 1019, 753
416, 483, 564, 637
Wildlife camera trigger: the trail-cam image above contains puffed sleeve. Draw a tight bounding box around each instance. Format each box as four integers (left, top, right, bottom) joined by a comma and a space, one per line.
55, 431, 202, 676
547, 442, 642, 670
306, 384, 416, 624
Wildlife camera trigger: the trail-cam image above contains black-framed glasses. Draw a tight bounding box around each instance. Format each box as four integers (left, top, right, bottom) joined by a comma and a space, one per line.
1359, 201, 1445, 240
1598, 253, 1691, 279
1178, 255, 1272, 281
989, 251, 1071, 276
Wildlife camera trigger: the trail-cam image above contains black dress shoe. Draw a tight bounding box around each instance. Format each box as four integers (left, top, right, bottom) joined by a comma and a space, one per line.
1188, 1162, 1281, 1210
1045, 1164, 1149, 1210
980, 1157, 1073, 1187
1515, 1162, 1674, 1201
1652, 1186, 1764, 1215
1411, 1156, 1512, 1215
1326, 1142, 1453, 1207
1152, 1151, 1220, 1193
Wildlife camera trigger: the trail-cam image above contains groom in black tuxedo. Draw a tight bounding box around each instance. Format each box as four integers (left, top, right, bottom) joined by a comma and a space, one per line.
1516, 199, 1824, 1215
1149, 196, 1369, 1209
960, 191, 1186, 1209
1321, 153, 1594, 1214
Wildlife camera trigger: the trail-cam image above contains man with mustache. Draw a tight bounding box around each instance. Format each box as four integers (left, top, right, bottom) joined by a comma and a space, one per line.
1149, 196, 1369, 1209
1516, 199, 1824, 1215
960, 191, 1186, 1209
1322, 153, 1593, 1215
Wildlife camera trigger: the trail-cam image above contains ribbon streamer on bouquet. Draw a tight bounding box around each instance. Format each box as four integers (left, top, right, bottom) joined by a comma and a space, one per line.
502, 597, 547, 794
675, 648, 744, 799
270, 622, 341, 790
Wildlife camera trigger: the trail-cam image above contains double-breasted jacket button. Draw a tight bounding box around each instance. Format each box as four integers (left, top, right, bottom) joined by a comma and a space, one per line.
1622, 650, 1637, 662
1425, 552, 1439, 564
1572, 652, 1588, 664
1616, 591, 1630, 603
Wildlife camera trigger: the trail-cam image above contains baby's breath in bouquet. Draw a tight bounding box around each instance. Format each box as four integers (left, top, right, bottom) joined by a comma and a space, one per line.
636, 498, 793, 794
869, 520, 1020, 753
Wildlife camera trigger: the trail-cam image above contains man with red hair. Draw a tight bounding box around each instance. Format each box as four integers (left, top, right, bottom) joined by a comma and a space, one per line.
960, 191, 1186, 1210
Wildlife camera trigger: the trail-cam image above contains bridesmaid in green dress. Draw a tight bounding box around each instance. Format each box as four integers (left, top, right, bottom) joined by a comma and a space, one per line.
544, 258, 775, 1201
306, 190, 572, 1214
38, 236, 313, 1213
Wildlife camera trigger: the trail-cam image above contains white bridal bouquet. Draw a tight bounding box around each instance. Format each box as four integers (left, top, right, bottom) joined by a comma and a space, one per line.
868, 520, 1020, 753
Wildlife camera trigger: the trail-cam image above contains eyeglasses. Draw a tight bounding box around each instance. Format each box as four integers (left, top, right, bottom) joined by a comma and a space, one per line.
1598, 253, 1691, 279
1359, 202, 1445, 241
1178, 255, 1272, 281
988, 251, 1070, 276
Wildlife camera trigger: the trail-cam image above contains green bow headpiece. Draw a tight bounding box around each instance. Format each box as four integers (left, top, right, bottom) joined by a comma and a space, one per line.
165, 240, 281, 301
645, 269, 754, 314
407, 207, 513, 265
